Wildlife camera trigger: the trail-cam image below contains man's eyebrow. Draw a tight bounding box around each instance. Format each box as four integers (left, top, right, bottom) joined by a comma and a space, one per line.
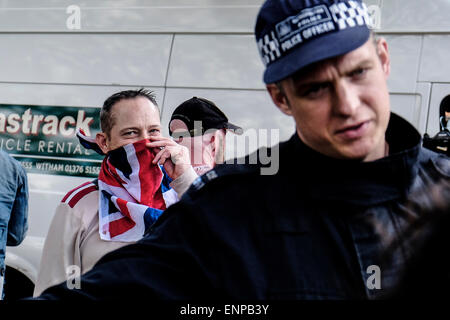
343, 59, 373, 75
293, 58, 374, 87
292, 78, 332, 91
291, 65, 333, 87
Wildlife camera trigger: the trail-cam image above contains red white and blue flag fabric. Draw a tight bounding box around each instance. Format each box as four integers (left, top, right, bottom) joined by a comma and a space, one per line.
77, 129, 178, 242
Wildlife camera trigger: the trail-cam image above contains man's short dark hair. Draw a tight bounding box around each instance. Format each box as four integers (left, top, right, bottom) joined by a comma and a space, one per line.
100, 88, 159, 136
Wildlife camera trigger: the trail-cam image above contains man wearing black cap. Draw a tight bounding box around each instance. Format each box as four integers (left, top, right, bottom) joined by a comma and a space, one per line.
35, 0, 449, 300
169, 97, 242, 178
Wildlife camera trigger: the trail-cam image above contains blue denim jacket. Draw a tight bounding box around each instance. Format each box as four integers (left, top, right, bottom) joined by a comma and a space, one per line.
0, 151, 29, 274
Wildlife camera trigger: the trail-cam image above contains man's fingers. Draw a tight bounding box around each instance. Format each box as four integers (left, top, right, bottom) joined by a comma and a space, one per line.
152, 148, 174, 164
151, 144, 190, 167
148, 135, 165, 140
146, 140, 176, 148
158, 152, 171, 165
152, 149, 166, 164
146, 141, 170, 147
147, 136, 175, 144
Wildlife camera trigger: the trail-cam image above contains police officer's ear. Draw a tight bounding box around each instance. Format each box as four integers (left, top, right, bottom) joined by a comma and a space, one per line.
266, 83, 293, 116
375, 37, 390, 78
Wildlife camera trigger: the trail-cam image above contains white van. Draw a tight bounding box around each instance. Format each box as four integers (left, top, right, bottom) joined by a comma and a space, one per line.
1, 0, 449, 299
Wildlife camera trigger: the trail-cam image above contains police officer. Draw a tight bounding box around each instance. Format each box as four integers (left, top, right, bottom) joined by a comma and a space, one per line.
35, 0, 449, 300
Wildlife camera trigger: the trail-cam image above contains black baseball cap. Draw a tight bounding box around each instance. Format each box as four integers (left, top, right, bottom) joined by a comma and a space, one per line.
169, 97, 243, 137
255, 0, 372, 84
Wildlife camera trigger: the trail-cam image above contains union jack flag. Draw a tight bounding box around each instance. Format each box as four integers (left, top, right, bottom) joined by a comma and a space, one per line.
77, 129, 178, 242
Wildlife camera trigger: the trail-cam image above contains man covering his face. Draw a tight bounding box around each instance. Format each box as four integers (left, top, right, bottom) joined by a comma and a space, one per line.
33, 89, 198, 296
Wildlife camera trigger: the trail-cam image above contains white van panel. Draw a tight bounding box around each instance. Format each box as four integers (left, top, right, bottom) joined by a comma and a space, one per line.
390, 82, 431, 134
390, 94, 420, 130
0, 0, 263, 33
381, 0, 450, 32
27, 173, 92, 238
167, 34, 264, 90
1, 0, 449, 33
4, 236, 44, 283
383, 35, 423, 94
0, 83, 165, 108
419, 35, 450, 83
0, 34, 172, 86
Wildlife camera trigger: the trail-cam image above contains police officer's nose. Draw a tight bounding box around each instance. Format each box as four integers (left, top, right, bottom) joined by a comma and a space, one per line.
334, 82, 359, 117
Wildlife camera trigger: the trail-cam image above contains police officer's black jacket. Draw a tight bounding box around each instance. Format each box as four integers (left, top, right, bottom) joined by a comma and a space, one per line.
37, 113, 449, 300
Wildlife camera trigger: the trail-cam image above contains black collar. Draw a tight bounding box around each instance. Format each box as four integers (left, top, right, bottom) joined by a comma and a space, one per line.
282, 113, 422, 207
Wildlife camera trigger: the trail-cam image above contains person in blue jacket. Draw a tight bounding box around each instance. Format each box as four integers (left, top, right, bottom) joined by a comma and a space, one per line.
0, 150, 28, 300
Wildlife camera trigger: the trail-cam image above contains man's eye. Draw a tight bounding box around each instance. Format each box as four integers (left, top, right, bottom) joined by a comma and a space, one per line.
350, 68, 367, 78
124, 130, 137, 136
304, 83, 330, 98
149, 129, 161, 135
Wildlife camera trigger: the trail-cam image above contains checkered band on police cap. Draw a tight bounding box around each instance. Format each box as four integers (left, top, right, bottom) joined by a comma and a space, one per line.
255, 0, 371, 84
